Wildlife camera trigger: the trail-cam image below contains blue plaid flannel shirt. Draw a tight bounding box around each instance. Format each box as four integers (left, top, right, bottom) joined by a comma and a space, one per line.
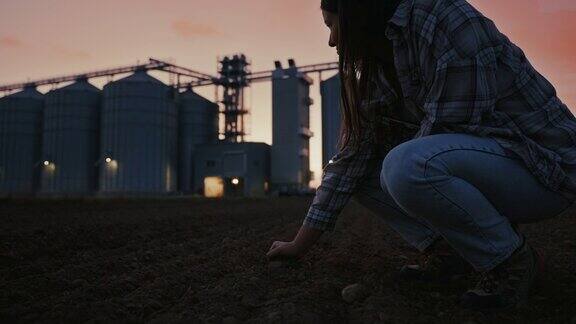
303, 0, 576, 232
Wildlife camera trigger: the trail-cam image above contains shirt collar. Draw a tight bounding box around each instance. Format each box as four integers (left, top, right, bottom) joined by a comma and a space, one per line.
386, 0, 413, 39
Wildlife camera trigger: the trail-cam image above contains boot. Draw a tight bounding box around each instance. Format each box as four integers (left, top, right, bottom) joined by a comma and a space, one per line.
460, 237, 545, 311
398, 238, 474, 283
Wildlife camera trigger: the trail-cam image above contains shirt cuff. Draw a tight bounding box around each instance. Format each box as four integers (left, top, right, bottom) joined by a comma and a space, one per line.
302, 208, 337, 232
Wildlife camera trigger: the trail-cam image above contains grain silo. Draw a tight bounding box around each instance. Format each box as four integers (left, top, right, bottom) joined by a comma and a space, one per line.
271, 61, 314, 195
320, 73, 341, 167
178, 87, 219, 193
99, 69, 178, 195
39, 78, 101, 196
0, 85, 44, 196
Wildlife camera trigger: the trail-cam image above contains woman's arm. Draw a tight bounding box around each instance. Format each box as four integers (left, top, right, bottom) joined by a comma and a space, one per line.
267, 120, 382, 260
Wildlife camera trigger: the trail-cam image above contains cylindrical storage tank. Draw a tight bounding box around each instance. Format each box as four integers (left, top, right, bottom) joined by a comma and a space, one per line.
99, 70, 177, 195
178, 88, 219, 193
40, 78, 101, 196
0, 85, 44, 196
320, 74, 341, 167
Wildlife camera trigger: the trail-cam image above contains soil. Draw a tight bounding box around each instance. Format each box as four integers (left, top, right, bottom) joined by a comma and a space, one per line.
1, 197, 575, 323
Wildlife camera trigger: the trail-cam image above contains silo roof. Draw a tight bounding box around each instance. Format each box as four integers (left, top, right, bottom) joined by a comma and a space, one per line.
180, 88, 215, 105
4, 87, 43, 100
58, 79, 100, 92
115, 70, 165, 85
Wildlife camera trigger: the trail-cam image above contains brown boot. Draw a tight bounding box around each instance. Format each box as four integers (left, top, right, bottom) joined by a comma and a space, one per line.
398, 239, 474, 283
460, 237, 545, 311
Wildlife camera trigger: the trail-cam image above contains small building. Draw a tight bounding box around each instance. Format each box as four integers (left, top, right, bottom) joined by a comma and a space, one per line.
193, 142, 270, 198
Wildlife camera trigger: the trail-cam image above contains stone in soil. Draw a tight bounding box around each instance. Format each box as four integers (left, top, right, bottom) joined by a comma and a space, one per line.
341, 283, 369, 303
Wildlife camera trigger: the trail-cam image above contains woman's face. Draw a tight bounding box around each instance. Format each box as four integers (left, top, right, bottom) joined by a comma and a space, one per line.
322, 10, 339, 55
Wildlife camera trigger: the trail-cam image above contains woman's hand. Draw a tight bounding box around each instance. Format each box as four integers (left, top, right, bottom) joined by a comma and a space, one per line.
266, 225, 323, 260
266, 240, 303, 260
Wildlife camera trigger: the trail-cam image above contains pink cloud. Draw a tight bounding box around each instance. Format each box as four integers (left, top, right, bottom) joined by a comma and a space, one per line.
171, 20, 222, 38
0, 36, 24, 48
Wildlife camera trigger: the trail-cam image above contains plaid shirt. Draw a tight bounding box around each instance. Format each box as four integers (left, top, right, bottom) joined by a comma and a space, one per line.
304, 0, 576, 232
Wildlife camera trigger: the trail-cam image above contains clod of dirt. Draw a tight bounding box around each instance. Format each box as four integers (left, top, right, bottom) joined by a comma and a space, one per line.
240, 294, 260, 308
71, 279, 88, 288
301, 311, 322, 322
268, 260, 285, 270
281, 302, 296, 315
341, 283, 369, 303
267, 311, 282, 321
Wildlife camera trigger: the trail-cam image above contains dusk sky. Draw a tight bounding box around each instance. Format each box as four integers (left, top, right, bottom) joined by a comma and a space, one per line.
1, 0, 575, 188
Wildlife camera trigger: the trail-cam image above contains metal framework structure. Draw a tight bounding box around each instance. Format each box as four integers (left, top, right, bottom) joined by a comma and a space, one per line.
217, 54, 250, 143
0, 57, 339, 143
184, 61, 339, 87
0, 58, 215, 93
181, 59, 338, 143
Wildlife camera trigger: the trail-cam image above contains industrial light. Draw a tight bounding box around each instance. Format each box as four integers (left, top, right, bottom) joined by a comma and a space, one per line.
231, 178, 239, 185
328, 159, 334, 164
105, 157, 112, 163
43, 161, 50, 166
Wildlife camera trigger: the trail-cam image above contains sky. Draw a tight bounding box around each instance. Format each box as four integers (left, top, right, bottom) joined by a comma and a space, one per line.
1, 0, 575, 188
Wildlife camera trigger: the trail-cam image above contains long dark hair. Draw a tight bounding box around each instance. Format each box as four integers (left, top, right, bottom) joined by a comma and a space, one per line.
321, 0, 401, 152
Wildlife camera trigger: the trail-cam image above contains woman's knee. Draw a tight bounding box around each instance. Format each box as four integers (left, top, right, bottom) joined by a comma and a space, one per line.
381, 134, 466, 191
381, 140, 424, 201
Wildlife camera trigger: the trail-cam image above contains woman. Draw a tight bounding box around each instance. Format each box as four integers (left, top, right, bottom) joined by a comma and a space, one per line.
267, 0, 576, 311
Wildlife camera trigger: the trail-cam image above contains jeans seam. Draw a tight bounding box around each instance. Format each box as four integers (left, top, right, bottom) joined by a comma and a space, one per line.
425, 147, 517, 163
423, 148, 503, 257
360, 190, 411, 218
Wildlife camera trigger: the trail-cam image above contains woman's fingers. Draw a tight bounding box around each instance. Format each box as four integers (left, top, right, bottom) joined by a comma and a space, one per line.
269, 241, 279, 250
266, 246, 278, 258
267, 241, 285, 259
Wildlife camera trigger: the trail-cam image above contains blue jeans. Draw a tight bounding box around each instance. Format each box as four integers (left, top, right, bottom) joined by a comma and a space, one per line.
352, 133, 576, 272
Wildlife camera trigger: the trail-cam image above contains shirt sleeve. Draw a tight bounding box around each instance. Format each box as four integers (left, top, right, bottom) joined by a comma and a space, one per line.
302, 120, 381, 232
413, 2, 499, 138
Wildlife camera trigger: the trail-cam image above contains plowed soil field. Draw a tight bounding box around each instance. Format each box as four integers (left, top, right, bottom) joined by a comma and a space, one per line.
1, 197, 575, 323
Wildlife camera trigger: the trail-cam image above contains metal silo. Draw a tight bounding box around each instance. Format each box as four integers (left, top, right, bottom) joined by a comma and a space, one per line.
0, 85, 44, 196
320, 74, 341, 167
99, 70, 178, 195
271, 63, 314, 195
40, 78, 101, 195
178, 88, 219, 193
